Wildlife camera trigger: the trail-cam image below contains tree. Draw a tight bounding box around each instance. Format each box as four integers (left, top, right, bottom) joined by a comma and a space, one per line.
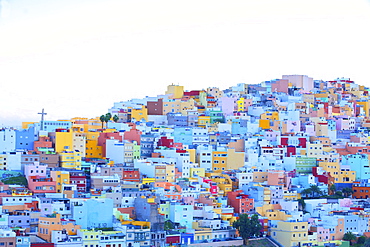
364, 237, 370, 247
233, 214, 262, 245
342, 187, 353, 198
1, 175, 28, 186
335, 190, 343, 197
105, 113, 112, 127
113, 114, 119, 123
301, 188, 312, 198
164, 220, 174, 231
100, 115, 106, 129
310, 185, 322, 198
297, 198, 306, 212
357, 236, 366, 245
329, 184, 336, 195
343, 232, 356, 245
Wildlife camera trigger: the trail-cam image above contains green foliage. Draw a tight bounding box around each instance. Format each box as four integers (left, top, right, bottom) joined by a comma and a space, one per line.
100, 115, 106, 128
342, 187, 353, 197
113, 115, 119, 123
343, 232, 356, 244
357, 236, 366, 244
310, 185, 323, 197
301, 188, 312, 198
233, 214, 262, 245
297, 198, 306, 211
164, 220, 174, 231
1, 175, 28, 186
335, 191, 343, 197
105, 113, 112, 123
364, 237, 370, 247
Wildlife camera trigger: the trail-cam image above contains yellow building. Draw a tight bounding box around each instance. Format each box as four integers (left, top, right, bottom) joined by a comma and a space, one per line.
236, 97, 245, 112
271, 221, 309, 247
159, 200, 170, 220
186, 148, 196, 163
226, 149, 245, 170
50, 171, 70, 193
261, 111, 279, 121
130, 105, 148, 122
259, 119, 271, 130
165, 164, 176, 183
59, 150, 82, 170
78, 229, 101, 247
166, 84, 184, 99
85, 132, 103, 159
0, 154, 7, 170
198, 116, 211, 128
357, 101, 370, 117
180, 98, 195, 115
194, 229, 213, 243
55, 130, 86, 157
190, 168, 205, 178
212, 151, 228, 172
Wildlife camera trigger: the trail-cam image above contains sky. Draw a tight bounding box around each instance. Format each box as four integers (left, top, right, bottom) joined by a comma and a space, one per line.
1, 0, 370, 127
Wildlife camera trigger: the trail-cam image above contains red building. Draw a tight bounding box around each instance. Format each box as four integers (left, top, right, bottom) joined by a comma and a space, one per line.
70, 172, 87, 192
98, 132, 123, 157
227, 190, 254, 214
157, 136, 174, 148
122, 168, 140, 182
33, 136, 53, 153
166, 234, 180, 245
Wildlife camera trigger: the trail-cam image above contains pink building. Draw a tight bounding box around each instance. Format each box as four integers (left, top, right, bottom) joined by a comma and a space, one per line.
316, 226, 330, 242
271, 79, 289, 94
24, 163, 47, 179
123, 124, 142, 144
98, 132, 123, 157
28, 176, 56, 193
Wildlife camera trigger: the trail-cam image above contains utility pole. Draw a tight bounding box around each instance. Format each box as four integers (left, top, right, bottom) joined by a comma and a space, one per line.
38, 108, 47, 131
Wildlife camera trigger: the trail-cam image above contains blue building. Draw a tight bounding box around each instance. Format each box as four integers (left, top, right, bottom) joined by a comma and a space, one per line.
15, 127, 36, 151
167, 113, 188, 127
342, 154, 370, 180
173, 127, 193, 146
71, 198, 113, 229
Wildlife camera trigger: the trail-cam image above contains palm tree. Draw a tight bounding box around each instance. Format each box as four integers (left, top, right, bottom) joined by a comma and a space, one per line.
310, 185, 322, 198
301, 188, 312, 198
343, 232, 356, 245
329, 184, 336, 195
104, 113, 112, 128
99, 115, 106, 129
113, 114, 119, 123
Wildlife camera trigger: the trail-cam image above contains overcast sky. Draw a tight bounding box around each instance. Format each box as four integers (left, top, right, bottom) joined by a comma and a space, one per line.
1, 0, 370, 127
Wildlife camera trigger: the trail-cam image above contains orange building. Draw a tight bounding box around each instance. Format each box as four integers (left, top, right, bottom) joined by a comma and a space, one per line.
38, 213, 81, 242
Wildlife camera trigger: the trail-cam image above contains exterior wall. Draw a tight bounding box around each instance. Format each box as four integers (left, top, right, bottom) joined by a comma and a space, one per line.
147, 98, 164, 115
271, 221, 309, 247
85, 132, 103, 159
71, 198, 114, 229
50, 171, 70, 193
59, 150, 82, 170
15, 127, 36, 151
0, 129, 16, 152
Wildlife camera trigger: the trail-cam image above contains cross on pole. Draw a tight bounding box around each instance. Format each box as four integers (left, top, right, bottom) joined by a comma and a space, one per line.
38, 108, 47, 131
